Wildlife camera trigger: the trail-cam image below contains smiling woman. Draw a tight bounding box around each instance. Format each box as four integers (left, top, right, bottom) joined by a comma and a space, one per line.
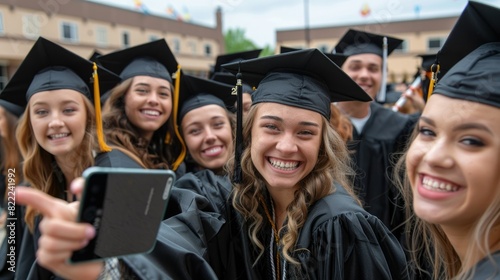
0, 37, 120, 279
395, 2, 500, 279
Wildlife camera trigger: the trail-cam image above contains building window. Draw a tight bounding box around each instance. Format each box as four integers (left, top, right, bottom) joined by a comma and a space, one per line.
122, 31, 130, 48
394, 40, 408, 53
96, 26, 107, 47
171, 38, 180, 53
0, 65, 6, 91
427, 37, 445, 51
204, 44, 211, 57
188, 41, 196, 54
0, 12, 4, 35
22, 14, 41, 39
61, 21, 78, 43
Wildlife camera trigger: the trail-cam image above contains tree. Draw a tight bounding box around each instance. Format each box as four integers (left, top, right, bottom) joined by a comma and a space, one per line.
224, 28, 274, 57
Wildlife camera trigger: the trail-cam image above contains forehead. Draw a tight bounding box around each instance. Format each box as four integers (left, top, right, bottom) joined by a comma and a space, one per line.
29, 89, 86, 105
254, 103, 323, 122
344, 53, 382, 67
423, 94, 500, 128
131, 75, 172, 87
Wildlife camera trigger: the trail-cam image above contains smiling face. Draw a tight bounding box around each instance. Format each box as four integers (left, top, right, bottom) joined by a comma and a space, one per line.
342, 53, 382, 99
250, 103, 322, 193
406, 94, 500, 230
29, 89, 88, 160
181, 104, 234, 172
124, 75, 172, 141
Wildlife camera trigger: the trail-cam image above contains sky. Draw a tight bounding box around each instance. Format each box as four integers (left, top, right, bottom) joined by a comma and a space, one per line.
88, 0, 500, 48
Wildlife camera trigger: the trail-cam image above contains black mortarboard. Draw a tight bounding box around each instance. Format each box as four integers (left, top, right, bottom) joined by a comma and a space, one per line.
280, 46, 348, 67
96, 39, 178, 83
178, 74, 235, 122
0, 37, 121, 152
435, 1, 500, 80
222, 48, 371, 120
334, 29, 403, 57
211, 49, 262, 76
0, 99, 23, 118
434, 42, 500, 108
416, 54, 437, 72
0, 37, 120, 110
89, 50, 102, 62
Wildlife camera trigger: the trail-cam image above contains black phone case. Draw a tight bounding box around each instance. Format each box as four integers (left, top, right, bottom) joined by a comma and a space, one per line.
70, 167, 175, 263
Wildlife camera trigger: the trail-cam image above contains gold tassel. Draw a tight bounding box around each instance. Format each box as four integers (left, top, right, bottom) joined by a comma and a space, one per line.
171, 66, 186, 171
427, 63, 440, 101
93, 63, 112, 152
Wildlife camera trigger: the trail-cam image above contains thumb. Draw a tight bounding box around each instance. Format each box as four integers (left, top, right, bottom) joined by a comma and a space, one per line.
15, 187, 71, 219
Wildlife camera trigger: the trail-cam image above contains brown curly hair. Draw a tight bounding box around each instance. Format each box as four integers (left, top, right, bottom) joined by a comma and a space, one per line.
102, 78, 181, 169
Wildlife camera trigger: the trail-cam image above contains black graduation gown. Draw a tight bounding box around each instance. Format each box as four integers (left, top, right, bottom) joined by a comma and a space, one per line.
348, 102, 417, 240
123, 170, 409, 279
469, 251, 500, 279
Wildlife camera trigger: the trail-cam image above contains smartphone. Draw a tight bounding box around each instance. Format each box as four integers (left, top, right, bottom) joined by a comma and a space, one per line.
70, 167, 176, 263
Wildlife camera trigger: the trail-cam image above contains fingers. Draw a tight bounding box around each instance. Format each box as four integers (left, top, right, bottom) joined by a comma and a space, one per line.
70, 177, 85, 201
15, 187, 70, 219
39, 218, 95, 243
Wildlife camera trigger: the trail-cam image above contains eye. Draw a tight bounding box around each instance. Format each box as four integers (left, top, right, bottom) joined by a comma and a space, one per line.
460, 137, 485, 147
263, 123, 279, 131
213, 121, 225, 128
298, 130, 314, 136
34, 109, 48, 116
159, 91, 171, 98
135, 88, 148, 94
188, 128, 201, 136
418, 126, 435, 137
63, 108, 76, 114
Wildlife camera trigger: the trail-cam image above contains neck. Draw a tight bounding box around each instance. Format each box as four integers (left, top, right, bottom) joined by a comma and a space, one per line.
337, 100, 371, 119
267, 188, 295, 228
54, 156, 76, 190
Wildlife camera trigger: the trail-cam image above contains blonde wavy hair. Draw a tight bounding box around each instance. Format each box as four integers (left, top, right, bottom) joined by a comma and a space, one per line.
102, 78, 180, 169
17, 97, 96, 231
394, 128, 500, 280
229, 103, 357, 265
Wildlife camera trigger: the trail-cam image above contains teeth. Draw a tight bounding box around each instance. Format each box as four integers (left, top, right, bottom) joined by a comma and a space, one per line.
142, 110, 160, 116
269, 158, 299, 171
50, 133, 68, 139
204, 147, 222, 155
422, 177, 459, 192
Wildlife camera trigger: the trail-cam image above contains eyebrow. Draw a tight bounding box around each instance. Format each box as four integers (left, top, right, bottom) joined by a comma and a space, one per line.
31, 100, 81, 107
260, 115, 320, 127
420, 116, 493, 135
134, 83, 171, 90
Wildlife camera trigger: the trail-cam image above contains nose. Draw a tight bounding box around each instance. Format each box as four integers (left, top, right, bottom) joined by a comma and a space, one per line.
147, 92, 160, 106
48, 114, 64, 129
357, 67, 370, 80
422, 139, 454, 169
275, 133, 298, 154
204, 127, 217, 144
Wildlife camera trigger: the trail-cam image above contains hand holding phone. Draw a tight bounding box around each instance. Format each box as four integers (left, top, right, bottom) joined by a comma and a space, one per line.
70, 167, 175, 263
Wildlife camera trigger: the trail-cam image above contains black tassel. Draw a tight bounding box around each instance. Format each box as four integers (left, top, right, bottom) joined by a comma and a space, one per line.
233, 69, 243, 183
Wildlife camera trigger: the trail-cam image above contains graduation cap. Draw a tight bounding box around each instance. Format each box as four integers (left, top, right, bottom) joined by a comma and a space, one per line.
222, 48, 371, 119
431, 1, 500, 108
0, 37, 121, 151
334, 29, 403, 57
0, 99, 23, 118
416, 54, 437, 72
211, 49, 262, 76
178, 74, 235, 123
222, 49, 371, 182
89, 50, 102, 62
96, 39, 178, 83
280, 46, 348, 67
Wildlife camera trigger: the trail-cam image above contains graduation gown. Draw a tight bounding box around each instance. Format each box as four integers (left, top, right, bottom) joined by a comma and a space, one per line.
348, 102, 417, 239
123, 170, 409, 279
469, 251, 500, 279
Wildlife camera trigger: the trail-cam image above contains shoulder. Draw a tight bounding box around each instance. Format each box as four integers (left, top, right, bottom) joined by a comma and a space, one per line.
472, 251, 500, 279
94, 149, 144, 169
